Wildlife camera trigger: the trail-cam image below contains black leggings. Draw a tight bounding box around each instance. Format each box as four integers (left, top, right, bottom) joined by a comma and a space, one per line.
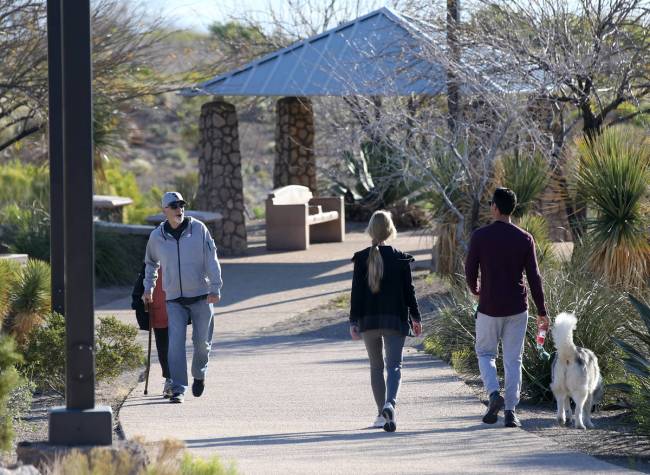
153, 327, 170, 379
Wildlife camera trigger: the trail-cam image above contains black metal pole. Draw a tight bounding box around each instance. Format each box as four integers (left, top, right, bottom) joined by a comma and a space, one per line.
61, 0, 95, 410
47, 0, 64, 316
48, 0, 111, 446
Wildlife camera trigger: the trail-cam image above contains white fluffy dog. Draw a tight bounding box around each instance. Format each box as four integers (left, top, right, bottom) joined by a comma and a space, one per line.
550, 312, 604, 430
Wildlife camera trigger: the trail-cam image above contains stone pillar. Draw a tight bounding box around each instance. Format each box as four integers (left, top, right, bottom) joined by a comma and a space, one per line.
274, 97, 316, 192
197, 100, 247, 255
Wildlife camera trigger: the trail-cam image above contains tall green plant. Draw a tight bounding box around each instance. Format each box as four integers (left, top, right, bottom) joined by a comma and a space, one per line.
518, 214, 556, 266
575, 126, 650, 289
0, 335, 23, 452
2, 259, 51, 343
615, 295, 650, 433
500, 153, 549, 217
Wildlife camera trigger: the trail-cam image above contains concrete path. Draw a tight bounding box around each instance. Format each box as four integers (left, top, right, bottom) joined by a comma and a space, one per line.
109, 229, 634, 474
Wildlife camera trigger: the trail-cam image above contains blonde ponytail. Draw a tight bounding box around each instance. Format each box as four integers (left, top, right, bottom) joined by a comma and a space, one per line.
366, 210, 397, 294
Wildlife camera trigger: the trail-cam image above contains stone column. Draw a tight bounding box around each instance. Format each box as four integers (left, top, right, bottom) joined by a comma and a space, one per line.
274, 96, 316, 192
196, 100, 247, 255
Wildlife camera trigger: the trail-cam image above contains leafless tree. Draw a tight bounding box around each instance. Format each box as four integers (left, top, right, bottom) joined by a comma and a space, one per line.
0, 0, 173, 154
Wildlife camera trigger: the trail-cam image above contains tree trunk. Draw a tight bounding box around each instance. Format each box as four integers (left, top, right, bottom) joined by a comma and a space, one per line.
446, 0, 461, 136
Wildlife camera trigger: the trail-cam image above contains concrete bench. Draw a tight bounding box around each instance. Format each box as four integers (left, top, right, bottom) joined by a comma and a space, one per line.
93, 195, 134, 223
265, 185, 344, 251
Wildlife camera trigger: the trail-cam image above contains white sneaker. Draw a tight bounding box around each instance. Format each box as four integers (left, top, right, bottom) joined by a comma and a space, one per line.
163, 378, 173, 398
382, 402, 396, 432
372, 415, 386, 428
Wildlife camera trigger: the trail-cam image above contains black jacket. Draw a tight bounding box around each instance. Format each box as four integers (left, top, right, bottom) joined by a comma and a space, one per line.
349, 246, 420, 336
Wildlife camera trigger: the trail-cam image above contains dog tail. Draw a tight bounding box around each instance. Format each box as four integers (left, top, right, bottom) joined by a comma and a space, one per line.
552, 312, 577, 353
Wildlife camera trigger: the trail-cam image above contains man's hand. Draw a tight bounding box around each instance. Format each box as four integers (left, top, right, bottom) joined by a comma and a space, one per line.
142, 290, 153, 305
537, 314, 550, 329
412, 321, 423, 337
207, 293, 220, 304
350, 324, 361, 341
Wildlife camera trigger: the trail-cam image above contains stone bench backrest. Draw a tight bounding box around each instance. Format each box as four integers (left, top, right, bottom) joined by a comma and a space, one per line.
268, 185, 313, 206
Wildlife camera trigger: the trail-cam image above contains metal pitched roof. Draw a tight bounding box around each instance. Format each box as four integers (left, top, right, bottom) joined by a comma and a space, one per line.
181, 7, 446, 97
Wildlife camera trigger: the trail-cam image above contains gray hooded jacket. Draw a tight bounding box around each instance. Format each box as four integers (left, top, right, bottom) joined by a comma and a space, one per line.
144, 217, 222, 300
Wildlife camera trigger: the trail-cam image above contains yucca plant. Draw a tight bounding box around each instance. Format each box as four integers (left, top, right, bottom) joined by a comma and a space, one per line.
575, 126, 650, 289
499, 153, 550, 218
614, 294, 650, 433
517, 214, 556, 267
0, 259, 20, 327
3, 259, 51, 344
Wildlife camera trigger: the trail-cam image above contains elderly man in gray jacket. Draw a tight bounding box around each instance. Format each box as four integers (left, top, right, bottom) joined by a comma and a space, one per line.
143, 191, 223, 403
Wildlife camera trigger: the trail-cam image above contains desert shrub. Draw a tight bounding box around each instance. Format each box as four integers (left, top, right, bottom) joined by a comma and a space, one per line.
95, 230, 149, 285
49, 438, 237, 475
517, 214, 556, 267
425, 261, 633, 400
21, 312, 143, 394
615, 295, 650, 434
0, 335, 23, 452
0, 161, 50, 209
0, 204, 51, 260
172, 172, 199, 209
96, 159, 159, 224
575, 126, 649, 289
1, 259, 51, 344
498, 153, 549, 217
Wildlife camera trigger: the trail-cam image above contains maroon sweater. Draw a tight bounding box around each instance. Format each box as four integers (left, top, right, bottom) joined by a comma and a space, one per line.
465, 220, 547, 317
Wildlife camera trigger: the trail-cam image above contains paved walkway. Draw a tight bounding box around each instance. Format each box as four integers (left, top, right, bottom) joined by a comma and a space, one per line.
104, 229, 634, 474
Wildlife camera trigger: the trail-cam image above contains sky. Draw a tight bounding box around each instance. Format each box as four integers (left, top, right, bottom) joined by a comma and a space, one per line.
141, 0, 395, 32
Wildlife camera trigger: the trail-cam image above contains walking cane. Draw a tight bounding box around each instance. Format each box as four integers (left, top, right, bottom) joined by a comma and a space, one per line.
144, 302, 152, 395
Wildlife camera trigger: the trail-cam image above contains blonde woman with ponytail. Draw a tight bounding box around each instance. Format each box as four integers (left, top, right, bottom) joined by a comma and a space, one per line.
349, 210, 421, 432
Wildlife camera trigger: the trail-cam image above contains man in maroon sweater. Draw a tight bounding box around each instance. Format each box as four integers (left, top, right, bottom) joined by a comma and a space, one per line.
465, 187, 550, 428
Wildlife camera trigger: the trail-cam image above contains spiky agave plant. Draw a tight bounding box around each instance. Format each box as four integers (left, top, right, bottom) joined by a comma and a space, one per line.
5, 259, 51, 344
575, 126, 650, 289
517, 214, 556, 267
0, 259, 20, 328
499, 153, 550, 218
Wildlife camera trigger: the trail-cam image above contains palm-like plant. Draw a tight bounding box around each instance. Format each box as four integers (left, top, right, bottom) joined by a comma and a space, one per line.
3, 259, 51, 343
518, 214, 555, 266
575, 126, 650, 289
0, 259, 20, 327
499, 153, 549, 218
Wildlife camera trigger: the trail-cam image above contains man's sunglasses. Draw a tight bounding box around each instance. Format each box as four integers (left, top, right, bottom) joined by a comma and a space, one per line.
167, 201, 186, 210
487, 200, 493, 206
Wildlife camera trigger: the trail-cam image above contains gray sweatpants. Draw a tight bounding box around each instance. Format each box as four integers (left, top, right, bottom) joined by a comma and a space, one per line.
362, 329, 406, 413
475, 311, 528, 411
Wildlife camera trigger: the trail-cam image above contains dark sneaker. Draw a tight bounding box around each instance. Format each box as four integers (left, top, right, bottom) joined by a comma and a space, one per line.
382, 402, 396, 432
504, 410, 521, 428
170, 393, 184, 404
163, 378, 173, 399
192, 378, 205, 397
482, 391, 504, 424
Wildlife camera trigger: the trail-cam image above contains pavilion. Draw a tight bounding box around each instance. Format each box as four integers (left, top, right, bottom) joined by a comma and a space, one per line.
181, 7, 446, 254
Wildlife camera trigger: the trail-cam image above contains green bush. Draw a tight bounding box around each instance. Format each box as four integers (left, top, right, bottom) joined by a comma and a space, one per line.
575, 126, 649, 289
0, 335, 23, 452
1, 259, 51, 344
96, 159, 159, 225
425, 261, 633, 401
615, 295, 650, 434
95, 230, 149, 285
517, 214, 556, 267
21, 312, 143, 395
172, 172, 199, 209
499, 153, 549, 218
0, 204, 50, 260
0, 161, 50, 209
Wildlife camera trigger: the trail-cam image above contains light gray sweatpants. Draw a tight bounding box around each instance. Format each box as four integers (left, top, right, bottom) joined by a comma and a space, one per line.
475, 311, 528, 411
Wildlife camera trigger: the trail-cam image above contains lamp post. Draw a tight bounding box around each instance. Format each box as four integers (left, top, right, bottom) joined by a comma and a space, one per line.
47, 0, 112, 446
